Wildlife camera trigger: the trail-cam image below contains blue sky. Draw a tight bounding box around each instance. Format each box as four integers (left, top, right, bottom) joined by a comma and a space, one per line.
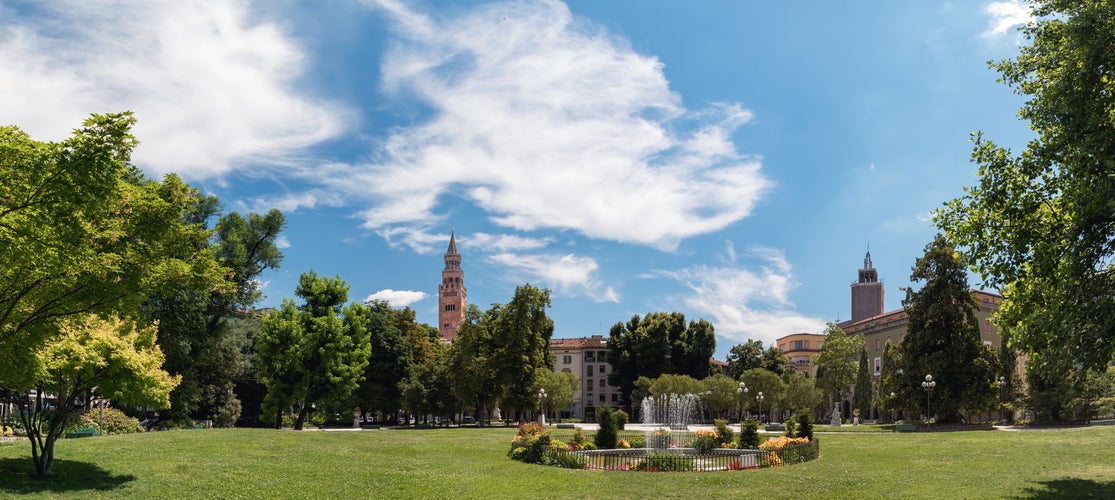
1, 0, 1035, 359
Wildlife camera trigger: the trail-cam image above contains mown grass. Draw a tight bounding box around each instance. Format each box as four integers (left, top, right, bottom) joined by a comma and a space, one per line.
1, 426, 1114, 498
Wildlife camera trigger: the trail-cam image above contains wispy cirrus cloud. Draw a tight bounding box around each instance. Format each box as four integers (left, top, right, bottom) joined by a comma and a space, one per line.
646, 245, 825, 348
984, 1, 1031, 37
336, 0, 770, 251
0, 0, 344, 179
488, 252, 619, 303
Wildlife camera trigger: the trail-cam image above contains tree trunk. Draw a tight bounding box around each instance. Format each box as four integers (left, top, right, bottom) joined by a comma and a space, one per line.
294, 404, 308, 430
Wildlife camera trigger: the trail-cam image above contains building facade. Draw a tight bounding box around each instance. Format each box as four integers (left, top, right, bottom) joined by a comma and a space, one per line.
777, 332, 827, 378
777, 252, 1003, 387
550, 335, 620, 421
438, 230, 467, 342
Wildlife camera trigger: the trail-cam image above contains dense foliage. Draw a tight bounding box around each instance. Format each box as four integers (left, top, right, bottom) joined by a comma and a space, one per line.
895, 235, 997, 423
257, 272, 371, 430
607, 312, 716, 411
936, 0, 1115, 378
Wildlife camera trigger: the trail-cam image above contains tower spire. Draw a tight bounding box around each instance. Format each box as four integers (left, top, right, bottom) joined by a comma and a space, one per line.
438, 228, 466, 342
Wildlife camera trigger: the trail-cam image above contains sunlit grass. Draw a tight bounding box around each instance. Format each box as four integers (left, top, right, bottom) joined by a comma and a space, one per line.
1, 425, 1113, 498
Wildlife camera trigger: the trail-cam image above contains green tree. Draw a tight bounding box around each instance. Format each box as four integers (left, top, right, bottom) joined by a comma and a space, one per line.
256, 272, 371, 430
814, 323, 861, 411
537, 369, 578, 422
761, 346, 792, 377
896, 235, 997, 423
936, 0, 1115, 378
399, 341, 456, 425
606, 312, 716, 412
700, 373, 740, 420
738, 368, 785, 420
489, 284, 554, 419
12, 315, 178, 477
0, 113, 225, 397
878, 340, 907, 421
449, 305, 502, 425
782, 373, 823, 418
725, 339, 764, 380
353, 300, 413, 425
852, 345, 873, 417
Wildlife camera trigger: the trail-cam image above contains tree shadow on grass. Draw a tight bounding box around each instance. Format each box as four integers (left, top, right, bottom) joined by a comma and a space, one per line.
0, 457, 135, 494
1015, 478, 1115, 499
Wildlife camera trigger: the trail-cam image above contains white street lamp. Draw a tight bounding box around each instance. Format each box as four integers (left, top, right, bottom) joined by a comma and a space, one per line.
921, 375, 936, 428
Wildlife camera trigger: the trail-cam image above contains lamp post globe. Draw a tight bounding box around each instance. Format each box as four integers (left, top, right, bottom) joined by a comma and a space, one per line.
921, 375, 936, 427
737, 382, 747, 421
538, 388, 546, 426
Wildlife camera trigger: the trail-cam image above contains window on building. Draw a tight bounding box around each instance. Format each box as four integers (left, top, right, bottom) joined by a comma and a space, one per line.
611, 393, 618, 402
875, 338, 881, 351
587, 380, 593, 391
599, 394, 605, 402
563, 355, 572, 364
587, 365, 594, 377
598, 364, 606, 374
587, 394, 593, 404
598, 351, 607, 361
585, 352, 595, 362
886, 336, 891, 345
874, 357, 881, 373
599, 379, 606, 389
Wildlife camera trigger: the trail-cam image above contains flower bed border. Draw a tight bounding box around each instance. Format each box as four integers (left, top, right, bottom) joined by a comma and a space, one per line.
548, 439, 819, 472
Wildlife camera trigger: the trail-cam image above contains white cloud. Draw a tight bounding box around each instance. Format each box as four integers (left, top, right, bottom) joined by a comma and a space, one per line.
241, 188, 347, 215
0, 0, 344, 179
365, 289, 428, 307
466, 232, 553, 253
275, 236, 292, 249
648, 246, 825, 347
345, 0, 770, 251
488, 252, 619, 303
984, 1, 1031, 37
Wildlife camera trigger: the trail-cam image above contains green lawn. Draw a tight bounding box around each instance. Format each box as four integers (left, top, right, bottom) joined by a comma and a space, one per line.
1, 426, 1113, 498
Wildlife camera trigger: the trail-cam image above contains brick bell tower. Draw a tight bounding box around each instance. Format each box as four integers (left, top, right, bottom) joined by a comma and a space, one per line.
438, 229, 467, 342
851, 248, 884, 323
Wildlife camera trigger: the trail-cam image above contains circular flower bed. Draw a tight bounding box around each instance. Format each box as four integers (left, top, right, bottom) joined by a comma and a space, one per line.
508, 421, 820, 472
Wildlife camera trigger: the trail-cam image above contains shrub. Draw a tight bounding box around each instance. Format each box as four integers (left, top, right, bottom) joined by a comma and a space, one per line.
760, 435, 813, 467
571, 427, 588, 447
635, 452, 695, 472
738, 418, 761, 449
649, 428, 672, 449
628, 433, 646, 448
594, 407, 618, 449
509, 422, 552, 464
542, 448, 586, 469
71, 406, 142, 435
783, 417, 796, 438
613, 409, 629, 430
692, 430, 718, 454
794, 411, 814, 441
1, 425, 12, 437
713, 419, 734, 447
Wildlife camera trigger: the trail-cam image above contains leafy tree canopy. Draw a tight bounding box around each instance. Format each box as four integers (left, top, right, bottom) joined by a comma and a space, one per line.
936, 0, 1115, 376
896, 235, 997, 423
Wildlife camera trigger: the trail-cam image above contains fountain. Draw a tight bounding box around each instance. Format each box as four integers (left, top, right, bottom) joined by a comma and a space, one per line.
640, 393, 702, 450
